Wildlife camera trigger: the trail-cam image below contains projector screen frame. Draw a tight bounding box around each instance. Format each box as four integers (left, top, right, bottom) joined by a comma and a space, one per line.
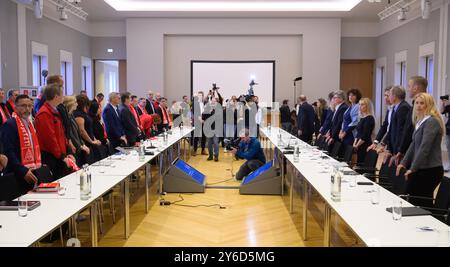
190, 60, 276, 106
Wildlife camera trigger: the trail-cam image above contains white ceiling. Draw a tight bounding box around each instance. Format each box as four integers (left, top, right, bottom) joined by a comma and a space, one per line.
79, 0, 390, 22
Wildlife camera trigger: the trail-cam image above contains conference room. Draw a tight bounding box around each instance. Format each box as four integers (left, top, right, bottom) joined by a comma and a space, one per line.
1, 0, 450, 250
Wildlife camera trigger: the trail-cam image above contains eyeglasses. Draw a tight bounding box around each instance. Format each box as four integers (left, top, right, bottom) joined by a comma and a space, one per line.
17, 104, 33, 109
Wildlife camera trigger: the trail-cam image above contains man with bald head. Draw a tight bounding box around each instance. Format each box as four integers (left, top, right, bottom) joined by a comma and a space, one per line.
145, 90, 158, 115
297, 95, 316, 143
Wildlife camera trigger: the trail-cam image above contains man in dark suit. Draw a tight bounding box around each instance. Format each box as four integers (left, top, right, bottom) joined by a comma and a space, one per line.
103, 92, 127, 149
327, 90, 348, 146
119, 92, 140, 147
6, 89, 19, 115
2, 95, 41, 194
297, 95, 316, 143
145, 90, 158, 115
392, 76, 428, 166
384, 86, 411, 164
0, 88, 11, 125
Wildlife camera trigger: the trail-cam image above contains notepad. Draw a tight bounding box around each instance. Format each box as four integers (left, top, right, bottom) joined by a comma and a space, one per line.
386, 207, 432, 217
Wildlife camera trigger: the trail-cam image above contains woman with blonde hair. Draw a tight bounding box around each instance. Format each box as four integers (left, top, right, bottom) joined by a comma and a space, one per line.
63, 96, 91, 166
353, 98, 375, 163
397, 93, 444, 207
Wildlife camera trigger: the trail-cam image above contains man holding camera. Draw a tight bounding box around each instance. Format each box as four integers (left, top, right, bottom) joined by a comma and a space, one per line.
441, 95, 450, 172
231, 129, 266, 181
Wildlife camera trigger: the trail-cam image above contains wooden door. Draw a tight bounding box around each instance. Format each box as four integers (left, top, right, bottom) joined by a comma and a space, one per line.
340, 60, 374, 100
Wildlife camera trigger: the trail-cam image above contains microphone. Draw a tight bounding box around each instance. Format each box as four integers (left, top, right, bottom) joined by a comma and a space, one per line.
293, 77, 303, 82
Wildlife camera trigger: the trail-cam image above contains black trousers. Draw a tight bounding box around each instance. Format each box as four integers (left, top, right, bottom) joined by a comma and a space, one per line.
406, 166, 443, 208
41, 151, 71, 181
356, 141, 371, 164
193, 129, 206, 151
236, 160, 265, 180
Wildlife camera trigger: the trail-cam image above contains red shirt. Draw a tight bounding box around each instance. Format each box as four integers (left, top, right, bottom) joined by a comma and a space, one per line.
35, 102, 67, 159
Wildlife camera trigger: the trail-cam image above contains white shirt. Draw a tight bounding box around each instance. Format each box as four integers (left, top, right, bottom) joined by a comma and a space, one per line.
415, 115, 431, 131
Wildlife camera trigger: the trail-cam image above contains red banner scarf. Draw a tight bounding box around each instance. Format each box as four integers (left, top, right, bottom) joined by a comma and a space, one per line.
8, 98, 17, 114
130, 104, 143, 131
0, 105, 8, 124
161, 106, 172, 125
13, 113, 42, 169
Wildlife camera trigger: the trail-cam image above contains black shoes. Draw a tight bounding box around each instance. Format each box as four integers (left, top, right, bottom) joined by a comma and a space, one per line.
207, 156, 213, 161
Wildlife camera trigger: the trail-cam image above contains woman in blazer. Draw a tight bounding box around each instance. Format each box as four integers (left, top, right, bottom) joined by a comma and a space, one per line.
397, 93, 445, 207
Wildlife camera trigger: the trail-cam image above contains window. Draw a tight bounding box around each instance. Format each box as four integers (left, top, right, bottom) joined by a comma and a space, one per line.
32, 55, 48, 87
95, 60, 119, 97
419, 42, 435, 96
31, 42, 49, 87
81, 57, 93, 98
376, 56, 387, 128
61, 61, 68, 95
60, 50, 73, 96
109, 72, 118, 93
400, 61, 406, 86
395, 50, 407, 87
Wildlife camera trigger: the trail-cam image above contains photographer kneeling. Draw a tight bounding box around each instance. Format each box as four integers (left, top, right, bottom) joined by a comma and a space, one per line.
231, 129, 266, 181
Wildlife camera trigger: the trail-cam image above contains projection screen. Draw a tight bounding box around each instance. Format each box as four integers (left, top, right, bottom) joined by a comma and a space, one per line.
191, 61, 275, 107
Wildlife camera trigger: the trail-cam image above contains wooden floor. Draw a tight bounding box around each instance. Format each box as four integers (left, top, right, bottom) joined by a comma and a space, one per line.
68, 145, 362, 247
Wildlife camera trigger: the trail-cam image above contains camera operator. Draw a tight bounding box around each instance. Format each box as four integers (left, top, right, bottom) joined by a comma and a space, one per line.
441, 95, 450, 172
230, 128, 266, 181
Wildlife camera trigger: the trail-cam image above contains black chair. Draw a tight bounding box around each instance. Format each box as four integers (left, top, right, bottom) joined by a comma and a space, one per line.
353, 149, 378, 175
400, 177, 450, 225
0, 173, 23, 201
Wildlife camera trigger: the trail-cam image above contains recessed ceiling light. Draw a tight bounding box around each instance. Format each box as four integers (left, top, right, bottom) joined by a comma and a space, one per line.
104, 0, 362, 12
107, 49, 114, 53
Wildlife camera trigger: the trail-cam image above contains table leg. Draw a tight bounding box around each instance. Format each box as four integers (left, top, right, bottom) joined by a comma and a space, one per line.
145, 163, 151, 213
159, 152, 164, 194
90, 203, 98, 247
324, 204, 332, 247
289, 168, 294, 214
123, 178, 130, 239
302, 178, 309, 241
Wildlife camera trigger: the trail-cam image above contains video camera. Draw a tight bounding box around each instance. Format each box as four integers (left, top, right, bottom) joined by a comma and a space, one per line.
224, 138, 241, 151
440, 95, 449, 101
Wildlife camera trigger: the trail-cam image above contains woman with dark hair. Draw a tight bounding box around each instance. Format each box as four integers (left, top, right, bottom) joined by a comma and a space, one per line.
88, 101, 110, 159
74, 95, 101, 163
339, 88, 361, 146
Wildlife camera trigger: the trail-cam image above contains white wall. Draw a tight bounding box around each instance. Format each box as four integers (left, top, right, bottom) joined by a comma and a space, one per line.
127, 18, 341, 103
165, 35, 301, 103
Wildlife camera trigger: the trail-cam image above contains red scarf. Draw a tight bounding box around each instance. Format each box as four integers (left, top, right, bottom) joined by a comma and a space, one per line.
0, 105, 8, 124
161, 106, 172, 125
14, 113, 42, 169
130, 105, 143, 131
8, 98, 17, 114
101, 121, 108, 139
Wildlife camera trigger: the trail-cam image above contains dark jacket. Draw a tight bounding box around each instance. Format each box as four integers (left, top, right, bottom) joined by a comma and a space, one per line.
297, 102, 316, 136
145, 99, 158, 115
330, 103, 348, 140
280, 105, 291, 124
386, 100, 411, 154
320, 108, 334, 135
119, 104, 140, 145
399, 102, 414, 154
103, 103, 125, 140
375, 108, 391, 142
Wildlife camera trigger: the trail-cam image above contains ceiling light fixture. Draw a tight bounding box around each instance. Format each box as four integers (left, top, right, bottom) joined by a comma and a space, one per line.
104, 0, 363, 12
378, 0, 416, 21
48, 0, 88, 20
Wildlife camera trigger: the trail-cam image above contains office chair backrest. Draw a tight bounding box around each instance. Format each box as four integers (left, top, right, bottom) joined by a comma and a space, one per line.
393, 168, 407, 195
0, 173, 23, 201
435, 177, 450, 210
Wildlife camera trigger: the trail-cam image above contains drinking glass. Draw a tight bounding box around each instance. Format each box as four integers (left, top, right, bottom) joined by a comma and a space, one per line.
371, 187, 380, 204
58, 180, 66, 196
392, 199, 402, 220
18, 197, 28, 217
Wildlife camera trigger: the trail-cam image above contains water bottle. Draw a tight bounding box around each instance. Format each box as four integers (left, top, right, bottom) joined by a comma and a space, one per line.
139, 143, 145, 162
293, 145, 300, 163
80, 165, 90, 200
331, 166, 342, 202
278, 133, 284, 148
163, 130, 168, 145
268, 123, 271, 134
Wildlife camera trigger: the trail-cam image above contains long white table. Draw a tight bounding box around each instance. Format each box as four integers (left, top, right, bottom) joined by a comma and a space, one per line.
0, 127, 194, 247
260, 127, 450, 247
